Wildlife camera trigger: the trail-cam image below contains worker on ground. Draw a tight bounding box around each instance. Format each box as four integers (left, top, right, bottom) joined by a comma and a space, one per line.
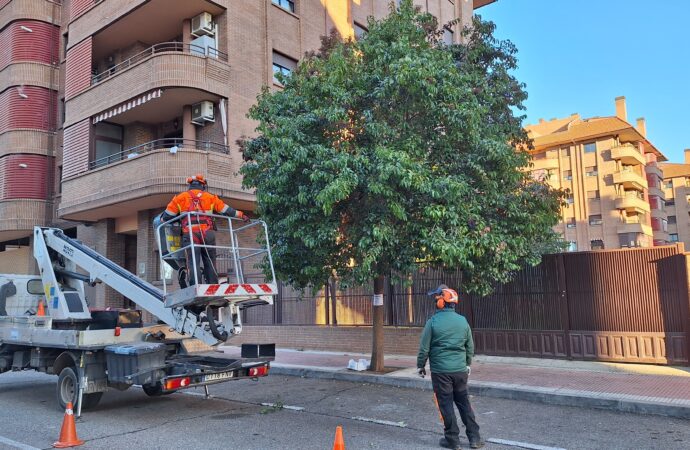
417, 284, 483, 450
161, 174, 249, 286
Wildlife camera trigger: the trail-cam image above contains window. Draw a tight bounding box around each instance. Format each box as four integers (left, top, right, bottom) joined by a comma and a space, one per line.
566, 194, 574, 204
590, 239, 605, 250
57, 165, 62, 194
585, 166, 598, 177
666, 199, 675, 207
664, 179, 674, 189
272, 51, 297, 85
93, 122, 123, 168
62, 33, 69, 60
442, 27, 454, 45
587, 190, 600, 199
589, 214, 603, 226
662, 219, 668, 232
583, 142, 596, 153
567, 241, 577, 252
670, 233, 680, 243
563, 170, 572, 181
533, 152, 545, 160
686, 178, 690, 188
60, 98, 65, 127
272, 0, 295, 13
566, 217, 576, 229
668, 215, 677, 225
354, 22, 368, 40
560, 147, 570, 157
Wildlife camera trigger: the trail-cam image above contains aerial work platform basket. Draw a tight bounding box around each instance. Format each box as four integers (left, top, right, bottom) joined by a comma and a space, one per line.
155, 212, 277, 310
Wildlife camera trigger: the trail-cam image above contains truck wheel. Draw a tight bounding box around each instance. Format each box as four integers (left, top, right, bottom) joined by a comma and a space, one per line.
142, 382, 172, 397
57, 366, 103, 410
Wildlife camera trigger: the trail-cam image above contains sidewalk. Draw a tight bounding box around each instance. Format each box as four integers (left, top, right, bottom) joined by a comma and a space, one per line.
220, 346, 690, 419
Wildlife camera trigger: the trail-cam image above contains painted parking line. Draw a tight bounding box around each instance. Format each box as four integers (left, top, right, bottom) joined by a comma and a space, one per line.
488, 437, 567, 450
350, 416, 407, 428
0, 435, 41, 450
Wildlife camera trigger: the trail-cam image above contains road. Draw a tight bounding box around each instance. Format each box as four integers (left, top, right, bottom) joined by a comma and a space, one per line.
0, 371, 687, 450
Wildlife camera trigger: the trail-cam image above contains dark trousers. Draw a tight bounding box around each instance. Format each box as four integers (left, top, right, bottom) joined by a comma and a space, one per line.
183, 230, 218, 285
431, 371, 481, 446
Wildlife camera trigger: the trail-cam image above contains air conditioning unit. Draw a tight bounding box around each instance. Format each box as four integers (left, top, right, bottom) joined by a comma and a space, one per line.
191, 101, 215, 125
191, 12, 215, 37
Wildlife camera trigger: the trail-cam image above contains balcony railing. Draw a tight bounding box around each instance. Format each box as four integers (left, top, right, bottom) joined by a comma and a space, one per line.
91, 42, 229, 85
90, 138, 229, 170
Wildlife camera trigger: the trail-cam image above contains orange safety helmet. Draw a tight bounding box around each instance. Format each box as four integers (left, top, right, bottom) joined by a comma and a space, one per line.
427, 284, 459, 309
186, 174, 207, 189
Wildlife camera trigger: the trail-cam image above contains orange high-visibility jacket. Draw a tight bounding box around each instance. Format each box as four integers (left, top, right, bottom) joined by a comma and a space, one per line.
165, 190, 234, 232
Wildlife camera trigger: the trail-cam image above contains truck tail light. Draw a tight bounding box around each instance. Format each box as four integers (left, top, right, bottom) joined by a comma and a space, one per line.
248, 365, 269, 377
164, 377, 191, 391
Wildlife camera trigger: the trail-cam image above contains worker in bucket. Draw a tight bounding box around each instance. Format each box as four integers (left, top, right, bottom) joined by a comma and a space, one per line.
161, 174, 249, 286
417, 284, 483, 450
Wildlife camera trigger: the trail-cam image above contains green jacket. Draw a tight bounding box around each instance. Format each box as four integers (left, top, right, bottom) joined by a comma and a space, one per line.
417, 309, 474, 374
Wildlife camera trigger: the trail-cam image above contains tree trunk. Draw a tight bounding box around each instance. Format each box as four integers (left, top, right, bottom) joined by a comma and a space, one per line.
370, 274, 385, 372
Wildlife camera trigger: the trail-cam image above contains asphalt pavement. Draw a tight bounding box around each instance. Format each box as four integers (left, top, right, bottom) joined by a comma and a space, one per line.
0, 370, 688, 449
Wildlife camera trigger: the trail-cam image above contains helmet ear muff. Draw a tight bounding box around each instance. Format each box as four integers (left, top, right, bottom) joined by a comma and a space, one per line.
436, 297, 445, 309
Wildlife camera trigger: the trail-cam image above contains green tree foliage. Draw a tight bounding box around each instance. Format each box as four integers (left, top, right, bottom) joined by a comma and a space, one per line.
241, 0, 563, 297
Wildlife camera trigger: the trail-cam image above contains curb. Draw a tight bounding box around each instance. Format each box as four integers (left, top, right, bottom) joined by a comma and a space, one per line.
270, 366, 690, 420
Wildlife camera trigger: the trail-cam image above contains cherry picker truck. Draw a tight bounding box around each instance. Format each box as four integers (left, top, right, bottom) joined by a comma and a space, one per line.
0, 213, 277, 415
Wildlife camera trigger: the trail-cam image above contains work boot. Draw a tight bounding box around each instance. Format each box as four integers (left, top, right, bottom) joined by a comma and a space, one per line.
469, 439, 485, 449
439, 437, 461, 449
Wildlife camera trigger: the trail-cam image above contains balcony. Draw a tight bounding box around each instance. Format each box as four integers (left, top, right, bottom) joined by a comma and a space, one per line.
617, 222, 653, 236
532, 158, 559, 171
615, 194, 650, 213
651, 208, 668, 220
65, 48, 229, 127
645, 163, 663, 179
0, 199, 49, 241
67, 0, 228, 52
613, 170, 648, 191
611, 144, 645, 165
0, 0, 60, 30
59, 145, 251, 222
648, 186, 665, 199
653, 231, 670, 244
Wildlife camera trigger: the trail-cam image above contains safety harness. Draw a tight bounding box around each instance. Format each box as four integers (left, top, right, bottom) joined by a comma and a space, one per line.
181, 191, 214, 243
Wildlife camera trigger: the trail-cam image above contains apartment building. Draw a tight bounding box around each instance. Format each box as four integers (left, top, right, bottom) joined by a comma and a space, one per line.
0, 0, 491, 307
525, 96, 668, 251
659, 152, 690, 248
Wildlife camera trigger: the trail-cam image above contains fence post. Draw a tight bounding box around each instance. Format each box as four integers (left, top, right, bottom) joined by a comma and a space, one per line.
324, 283, 330, 325
555, 254, 572, 359
330, 277, 338, 326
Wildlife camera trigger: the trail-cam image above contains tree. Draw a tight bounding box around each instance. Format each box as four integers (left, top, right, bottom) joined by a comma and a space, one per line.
240, 0, 563, 371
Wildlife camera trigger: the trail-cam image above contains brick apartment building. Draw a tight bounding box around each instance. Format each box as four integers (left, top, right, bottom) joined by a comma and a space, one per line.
659, 152, 690, 249
525, 96, 669, 251
0, 0, 492, 308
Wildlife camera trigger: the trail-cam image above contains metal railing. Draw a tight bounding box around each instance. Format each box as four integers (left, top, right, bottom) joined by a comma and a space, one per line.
91, 42, 229, 85
89, 138, 229, 170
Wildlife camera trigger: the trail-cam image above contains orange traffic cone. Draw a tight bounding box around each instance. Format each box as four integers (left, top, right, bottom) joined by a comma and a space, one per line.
37, 299, 46, 317
332, 425, 345, 450
53, 402, 84, 448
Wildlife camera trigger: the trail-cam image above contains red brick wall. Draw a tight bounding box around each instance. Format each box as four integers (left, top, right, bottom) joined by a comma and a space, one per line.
69, 0, 94, 21
62, 119, 90, 179
0, 154, 52, 199
0, 20, 59, 69
64, 37, 92, 99
0, 86, 57, 132
231, 325, 423, 356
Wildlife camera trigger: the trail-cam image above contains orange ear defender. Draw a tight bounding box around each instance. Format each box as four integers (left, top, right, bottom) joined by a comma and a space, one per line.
428, 284, 459, 309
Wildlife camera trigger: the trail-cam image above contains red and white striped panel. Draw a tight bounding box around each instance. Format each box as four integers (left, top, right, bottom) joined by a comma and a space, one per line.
197, 283, 277, 297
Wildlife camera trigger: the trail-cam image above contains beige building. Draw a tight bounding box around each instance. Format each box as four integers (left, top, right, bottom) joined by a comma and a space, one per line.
659, 152, 690, 248
526, 97, 668, 251
0, 0, 492, 308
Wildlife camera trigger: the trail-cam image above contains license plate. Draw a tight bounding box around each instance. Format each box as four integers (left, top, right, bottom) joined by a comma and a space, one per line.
204, 371, 235, 382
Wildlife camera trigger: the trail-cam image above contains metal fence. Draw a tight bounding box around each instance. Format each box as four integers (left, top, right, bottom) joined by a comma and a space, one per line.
243, 245, 690, 364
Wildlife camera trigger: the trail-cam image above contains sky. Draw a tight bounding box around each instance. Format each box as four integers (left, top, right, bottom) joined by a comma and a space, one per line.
479, 0, 690, 163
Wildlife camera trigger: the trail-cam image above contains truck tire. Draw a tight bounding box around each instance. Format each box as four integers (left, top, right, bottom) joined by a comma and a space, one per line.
142, 382, 173, 397
56, 366, 103, 410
